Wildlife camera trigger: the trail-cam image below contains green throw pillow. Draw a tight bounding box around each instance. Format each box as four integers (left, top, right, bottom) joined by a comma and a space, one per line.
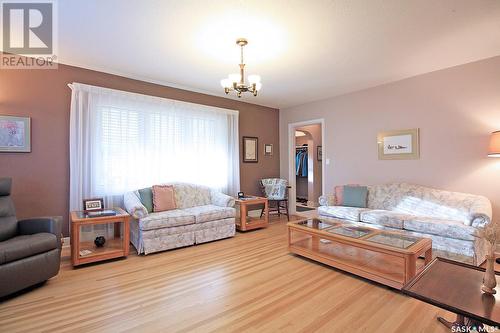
138, 187, 153, 213
343, 185, 368, 208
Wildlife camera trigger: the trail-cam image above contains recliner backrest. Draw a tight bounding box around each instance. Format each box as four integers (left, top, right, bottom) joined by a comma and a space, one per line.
0, 178, 17, 241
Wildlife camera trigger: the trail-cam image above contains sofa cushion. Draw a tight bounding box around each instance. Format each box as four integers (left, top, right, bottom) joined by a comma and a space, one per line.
182, 205, 235, 223
360, 210, 410, 229
139, 209, 195, 231
318, 206, 368, 221
0, 233, 57, 265
153, 185, 177, 212
343, 186, 368, 208
138, 187, 153, 213
173, 183, 211, 209
403, 217, 478, 241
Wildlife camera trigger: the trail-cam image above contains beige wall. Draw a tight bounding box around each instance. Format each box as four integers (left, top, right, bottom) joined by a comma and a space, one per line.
280, 56, 500, 219
0, 62, 279, 236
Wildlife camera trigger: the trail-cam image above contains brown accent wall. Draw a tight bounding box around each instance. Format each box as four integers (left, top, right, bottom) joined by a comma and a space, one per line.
0, 63, 279, 235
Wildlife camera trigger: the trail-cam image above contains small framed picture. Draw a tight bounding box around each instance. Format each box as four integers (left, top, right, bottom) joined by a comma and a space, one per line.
83, 198, 104, 212
264, 144, 273, 156
243, 136, 258, 163
0, 115, 31, 152
317, 146, 323, 161
377, 128, 420, 160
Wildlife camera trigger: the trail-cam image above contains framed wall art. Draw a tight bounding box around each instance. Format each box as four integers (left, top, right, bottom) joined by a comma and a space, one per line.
317, 146, 322, 161
243, 136, 258, 163
264, 143, 273, 156
377, 128, 420, 160
0, 115, 31, 152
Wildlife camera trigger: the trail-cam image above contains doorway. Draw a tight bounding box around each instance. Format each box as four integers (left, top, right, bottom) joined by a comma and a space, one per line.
288, 119, 325, 215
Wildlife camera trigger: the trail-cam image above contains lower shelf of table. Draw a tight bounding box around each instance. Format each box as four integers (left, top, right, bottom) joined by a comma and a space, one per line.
289, 236, 426, 289
236, 217, 268, 231
73, 238, 127, 265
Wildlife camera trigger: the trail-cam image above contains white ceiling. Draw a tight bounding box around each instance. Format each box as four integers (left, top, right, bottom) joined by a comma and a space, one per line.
51, 0, 500, 108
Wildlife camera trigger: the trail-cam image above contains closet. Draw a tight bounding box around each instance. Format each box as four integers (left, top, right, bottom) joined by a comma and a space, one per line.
294, 125, 322, 209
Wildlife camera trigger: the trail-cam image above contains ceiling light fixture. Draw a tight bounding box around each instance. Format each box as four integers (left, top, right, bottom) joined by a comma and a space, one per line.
220, 38, 262, 97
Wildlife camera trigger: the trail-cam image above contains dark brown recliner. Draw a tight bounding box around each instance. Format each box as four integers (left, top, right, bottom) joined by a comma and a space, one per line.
0, 177, 62, 297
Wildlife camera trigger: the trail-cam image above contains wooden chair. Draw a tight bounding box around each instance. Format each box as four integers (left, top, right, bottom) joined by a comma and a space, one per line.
259, 178, 290, 221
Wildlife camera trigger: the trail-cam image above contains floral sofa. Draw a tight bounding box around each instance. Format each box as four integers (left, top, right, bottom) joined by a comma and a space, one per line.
318, 183, 492, 265
124, 183, 235, 255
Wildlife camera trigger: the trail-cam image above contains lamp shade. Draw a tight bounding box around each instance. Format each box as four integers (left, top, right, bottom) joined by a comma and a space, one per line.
488, 131, 500, 157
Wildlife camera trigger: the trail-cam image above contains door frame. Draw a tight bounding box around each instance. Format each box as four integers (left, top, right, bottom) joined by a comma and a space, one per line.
288, 118, 326, 215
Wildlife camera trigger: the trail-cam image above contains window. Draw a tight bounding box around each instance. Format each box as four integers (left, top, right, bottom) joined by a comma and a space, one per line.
69, 83, 239, 210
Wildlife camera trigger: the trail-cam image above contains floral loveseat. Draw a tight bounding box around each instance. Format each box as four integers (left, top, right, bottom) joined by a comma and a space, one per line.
318, 183, 492, 265
124, 183, 235, 255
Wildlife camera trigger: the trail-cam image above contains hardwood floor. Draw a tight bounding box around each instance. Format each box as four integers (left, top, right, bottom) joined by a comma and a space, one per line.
0, 216, 452, 333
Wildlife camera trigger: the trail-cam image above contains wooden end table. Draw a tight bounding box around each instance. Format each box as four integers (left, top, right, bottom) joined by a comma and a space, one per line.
403, 257, 500, 330
70, 207, 130, 266
235, 196, 269, 231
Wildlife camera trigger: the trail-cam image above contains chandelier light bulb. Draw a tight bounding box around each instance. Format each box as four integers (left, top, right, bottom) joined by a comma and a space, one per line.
228, 73, 240, 84
220, 79, 231, 88
248, 75, 261, 84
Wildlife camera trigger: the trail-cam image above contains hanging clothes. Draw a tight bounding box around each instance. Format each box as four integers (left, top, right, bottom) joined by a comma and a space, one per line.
295, 148, 308, 177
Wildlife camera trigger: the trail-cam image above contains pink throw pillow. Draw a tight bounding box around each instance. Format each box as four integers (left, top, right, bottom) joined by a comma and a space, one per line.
152, 185, 177, 212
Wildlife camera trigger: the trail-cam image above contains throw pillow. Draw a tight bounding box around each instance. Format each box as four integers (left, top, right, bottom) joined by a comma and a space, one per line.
152, 185, 177, 212
335, 184, 359, 205
138, 187, 153, 213
334, 186, 344, 205
343, 185, 368, 208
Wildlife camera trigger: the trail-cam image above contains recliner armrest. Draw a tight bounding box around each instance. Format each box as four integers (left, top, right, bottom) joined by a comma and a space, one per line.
18, 217, 62, 249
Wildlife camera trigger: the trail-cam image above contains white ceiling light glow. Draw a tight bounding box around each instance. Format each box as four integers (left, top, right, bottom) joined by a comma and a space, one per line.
195, 10, 287, 66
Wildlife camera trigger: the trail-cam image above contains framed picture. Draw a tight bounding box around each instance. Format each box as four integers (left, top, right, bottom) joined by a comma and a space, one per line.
243, 136, 258, 163
378, 128, 420, 160
264, 144, 273, 156
317, 146, 322, 161
0, 115, 31, 152
83, 198, 104, 212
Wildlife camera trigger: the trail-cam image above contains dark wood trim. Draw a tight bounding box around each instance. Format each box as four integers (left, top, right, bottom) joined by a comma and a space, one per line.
402, 257, 500, 327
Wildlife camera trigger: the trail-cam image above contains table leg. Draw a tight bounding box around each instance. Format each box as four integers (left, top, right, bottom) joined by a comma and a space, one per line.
405, 254, 417, 283
438, 314, 484, 331
424, 247, 432, 265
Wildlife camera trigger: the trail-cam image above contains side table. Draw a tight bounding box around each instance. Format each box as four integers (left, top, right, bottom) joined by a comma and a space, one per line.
70, 207, 130, 266
235, 196, 269, 231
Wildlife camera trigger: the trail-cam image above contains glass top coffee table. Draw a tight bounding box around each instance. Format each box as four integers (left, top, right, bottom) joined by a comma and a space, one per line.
289, 218, 433, 289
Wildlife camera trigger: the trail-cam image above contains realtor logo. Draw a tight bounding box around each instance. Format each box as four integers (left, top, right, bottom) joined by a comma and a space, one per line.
1, 0, 57, 69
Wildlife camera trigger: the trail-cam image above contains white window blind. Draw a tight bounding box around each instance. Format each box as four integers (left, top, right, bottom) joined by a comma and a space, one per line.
69, 83, 240, 211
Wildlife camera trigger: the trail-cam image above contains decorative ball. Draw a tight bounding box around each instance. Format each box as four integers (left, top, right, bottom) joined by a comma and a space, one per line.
94, 236, 106, 247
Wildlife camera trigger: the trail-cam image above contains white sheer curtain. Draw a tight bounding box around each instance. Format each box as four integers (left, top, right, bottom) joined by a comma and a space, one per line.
69, 82, 240, 212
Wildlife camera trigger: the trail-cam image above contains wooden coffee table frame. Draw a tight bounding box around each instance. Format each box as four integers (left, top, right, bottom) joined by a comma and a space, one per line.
287, 219, 432, 290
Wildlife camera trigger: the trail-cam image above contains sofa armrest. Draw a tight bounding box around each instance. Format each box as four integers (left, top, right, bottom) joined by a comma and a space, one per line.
319, 194, 336, 206
123, 191, 148, 219
469, 196, 492, 227
211, 190, 235, 208
18, 217, 62, 249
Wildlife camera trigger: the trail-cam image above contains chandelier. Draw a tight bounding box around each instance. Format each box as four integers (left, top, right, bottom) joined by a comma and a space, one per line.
220, 38, 262, 97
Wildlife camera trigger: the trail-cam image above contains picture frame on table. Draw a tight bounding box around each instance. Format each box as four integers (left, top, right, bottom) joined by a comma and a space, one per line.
0, 115, 31, 153
243, 136, 258, 163
83, 198, 104, 212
